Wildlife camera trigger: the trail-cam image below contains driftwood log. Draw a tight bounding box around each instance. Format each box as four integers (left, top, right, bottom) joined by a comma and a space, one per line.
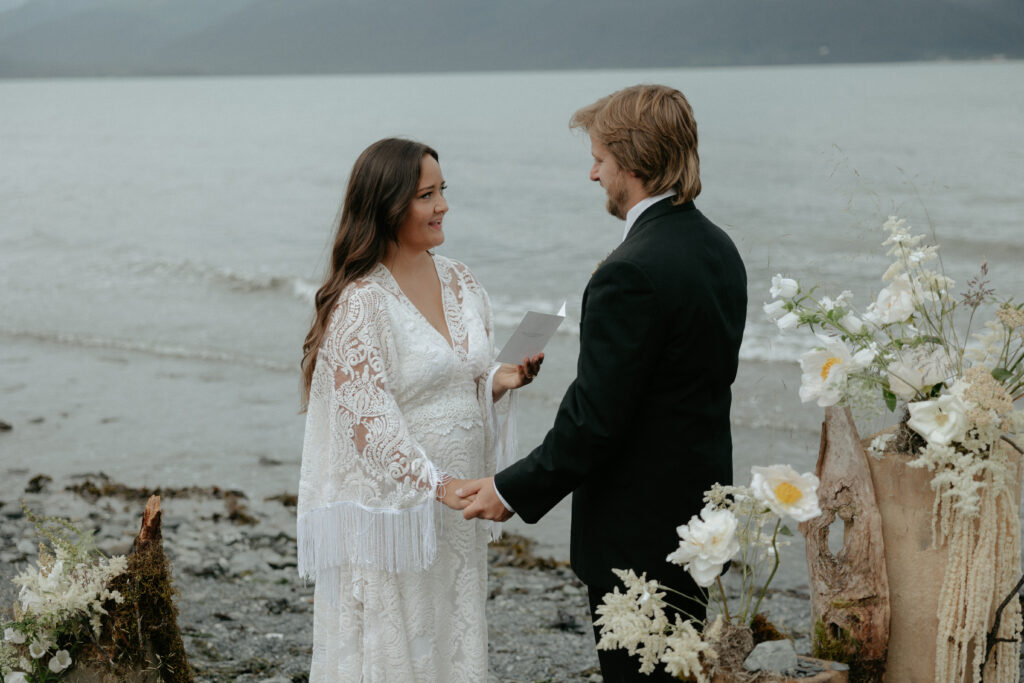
70, 495, 193, 682
799, 406, 890, 675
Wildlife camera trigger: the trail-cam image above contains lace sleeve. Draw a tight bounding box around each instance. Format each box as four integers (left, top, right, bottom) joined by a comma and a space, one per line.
297, 283, 445, 581
322, 285, 444, 497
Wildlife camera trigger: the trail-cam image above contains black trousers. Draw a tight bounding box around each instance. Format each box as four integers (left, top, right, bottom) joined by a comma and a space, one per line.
587, 584, 690, 683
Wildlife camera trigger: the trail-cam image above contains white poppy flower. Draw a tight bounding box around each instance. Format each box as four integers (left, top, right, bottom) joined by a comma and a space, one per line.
6, 673, 29, 683
48, 649, 72, 673
763, 300, 786, 320
907, 395, 970, 446
886, 345, 950, 400
864, 274, 917, 325
750, 465, 822, 522
770, 274, 798, 300
29, 640, 48, 659
666, 505, 740, 587
4, 627, 27, 644
798, 336, 873, 407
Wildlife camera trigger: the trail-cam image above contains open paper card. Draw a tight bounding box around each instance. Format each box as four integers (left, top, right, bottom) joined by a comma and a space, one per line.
496, 301, 566, 364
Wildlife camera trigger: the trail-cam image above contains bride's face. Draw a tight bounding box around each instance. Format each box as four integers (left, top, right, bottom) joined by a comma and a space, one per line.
396, 155, 448, 252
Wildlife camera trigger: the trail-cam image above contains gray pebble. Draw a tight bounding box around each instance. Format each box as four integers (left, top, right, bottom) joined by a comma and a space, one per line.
744, 639, 799, 673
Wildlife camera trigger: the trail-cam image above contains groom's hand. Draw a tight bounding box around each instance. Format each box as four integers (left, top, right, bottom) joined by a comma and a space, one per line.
458, 477, 513, 521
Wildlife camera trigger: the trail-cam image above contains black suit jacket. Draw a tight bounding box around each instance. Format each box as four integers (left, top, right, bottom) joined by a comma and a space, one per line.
494, 198, 747, 590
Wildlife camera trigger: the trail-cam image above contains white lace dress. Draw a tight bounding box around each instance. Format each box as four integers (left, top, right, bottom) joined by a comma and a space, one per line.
296, 255, 515, 682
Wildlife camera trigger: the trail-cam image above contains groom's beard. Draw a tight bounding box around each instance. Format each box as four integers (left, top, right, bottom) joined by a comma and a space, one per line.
605, 183, 630, 220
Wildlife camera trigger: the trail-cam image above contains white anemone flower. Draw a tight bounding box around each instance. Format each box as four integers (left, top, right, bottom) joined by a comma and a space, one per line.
907, 394, 970, 446
798, 336, 873, 407
666, 505, 740, 587
864, 274, 917, 325
4, 627, 27, 644
770, 274, 798, 300
48, 649, 72, 673
886, 345, 950, 400
750, 465, 822, 522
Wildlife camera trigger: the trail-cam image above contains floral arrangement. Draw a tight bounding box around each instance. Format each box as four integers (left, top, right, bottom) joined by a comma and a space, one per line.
0, 512, 127, 683
594, 464, 821, 681
764, 216, 1024, 682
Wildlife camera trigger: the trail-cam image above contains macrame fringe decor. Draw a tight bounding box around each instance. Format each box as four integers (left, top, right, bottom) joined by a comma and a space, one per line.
933, 446, 1022, 683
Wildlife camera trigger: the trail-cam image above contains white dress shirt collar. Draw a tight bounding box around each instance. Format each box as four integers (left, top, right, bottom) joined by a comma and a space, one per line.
622, 191, 677, 242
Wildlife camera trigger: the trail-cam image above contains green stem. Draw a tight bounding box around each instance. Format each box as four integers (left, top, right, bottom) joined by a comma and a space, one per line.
659, 583, 710, 608
657, 592, 708, 624
749, 519, 782, 624
716, 576, 732, 624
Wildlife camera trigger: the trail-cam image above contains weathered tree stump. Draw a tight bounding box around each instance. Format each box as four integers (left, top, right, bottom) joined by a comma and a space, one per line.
799, 406, 890, 677
72, 495, 194, 682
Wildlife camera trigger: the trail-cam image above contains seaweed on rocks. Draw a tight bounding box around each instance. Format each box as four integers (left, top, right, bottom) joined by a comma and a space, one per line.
66, 473, 247, 504
488, 532, 568, 570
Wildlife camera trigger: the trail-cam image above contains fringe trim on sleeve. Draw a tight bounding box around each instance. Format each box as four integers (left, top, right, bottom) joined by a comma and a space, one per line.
296, 498, 440, 582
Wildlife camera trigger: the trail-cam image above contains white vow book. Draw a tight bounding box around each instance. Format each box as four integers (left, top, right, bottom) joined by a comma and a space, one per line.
496, 301, 566, 364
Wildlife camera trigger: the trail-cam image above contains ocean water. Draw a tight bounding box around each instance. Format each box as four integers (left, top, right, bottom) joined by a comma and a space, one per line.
1, 61, 1023, 578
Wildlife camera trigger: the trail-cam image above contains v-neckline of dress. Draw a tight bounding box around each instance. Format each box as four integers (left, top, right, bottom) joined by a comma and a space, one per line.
376, 256, 457, 352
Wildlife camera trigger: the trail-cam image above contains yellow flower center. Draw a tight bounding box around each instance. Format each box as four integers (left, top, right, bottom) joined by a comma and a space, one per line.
934, 412, 949, 426
773, 482, 803, 505
820, 357, 841, 381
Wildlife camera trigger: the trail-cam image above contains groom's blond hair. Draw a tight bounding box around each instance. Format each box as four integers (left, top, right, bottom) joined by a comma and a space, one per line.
570, 84, 701, 203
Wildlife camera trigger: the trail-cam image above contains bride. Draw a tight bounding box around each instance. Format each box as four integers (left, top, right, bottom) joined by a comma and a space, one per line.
296, 137, 542, 681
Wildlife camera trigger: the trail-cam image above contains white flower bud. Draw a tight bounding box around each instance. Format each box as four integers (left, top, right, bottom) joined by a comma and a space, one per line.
770, 274, 799, 300
48, 649, 72, 673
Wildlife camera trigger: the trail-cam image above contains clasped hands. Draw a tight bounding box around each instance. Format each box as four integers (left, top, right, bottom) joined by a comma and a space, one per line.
439, 476, 513, 522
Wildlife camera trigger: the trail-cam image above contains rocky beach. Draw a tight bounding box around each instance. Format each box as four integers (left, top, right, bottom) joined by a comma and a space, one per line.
0, 468, 816, 682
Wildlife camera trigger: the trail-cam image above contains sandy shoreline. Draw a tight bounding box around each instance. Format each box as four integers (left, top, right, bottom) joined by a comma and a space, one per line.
0, 470, 815, 682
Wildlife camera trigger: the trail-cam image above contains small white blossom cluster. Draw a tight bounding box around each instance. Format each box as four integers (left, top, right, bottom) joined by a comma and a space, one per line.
594, 569, 678, 675
1, 539, 127, 681
867, 432, 895, 458
597, 465, 821, 679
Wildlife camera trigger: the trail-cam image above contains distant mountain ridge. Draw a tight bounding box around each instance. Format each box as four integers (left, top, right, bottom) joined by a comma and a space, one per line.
0, 0, 1021, 77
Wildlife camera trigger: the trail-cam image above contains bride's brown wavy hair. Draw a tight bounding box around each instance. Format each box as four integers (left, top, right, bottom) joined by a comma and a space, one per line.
301, 138, 439, 408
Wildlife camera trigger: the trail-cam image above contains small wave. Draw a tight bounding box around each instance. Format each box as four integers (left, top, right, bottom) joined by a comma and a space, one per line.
738, 317, 817, 364
125, 259, 319, 303
730, 414, 821, 434
490, 298, 580, 337
2, 329, 293, 372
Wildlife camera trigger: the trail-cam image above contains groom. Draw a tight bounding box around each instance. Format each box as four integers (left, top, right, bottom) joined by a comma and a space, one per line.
459, 84, 747, 681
